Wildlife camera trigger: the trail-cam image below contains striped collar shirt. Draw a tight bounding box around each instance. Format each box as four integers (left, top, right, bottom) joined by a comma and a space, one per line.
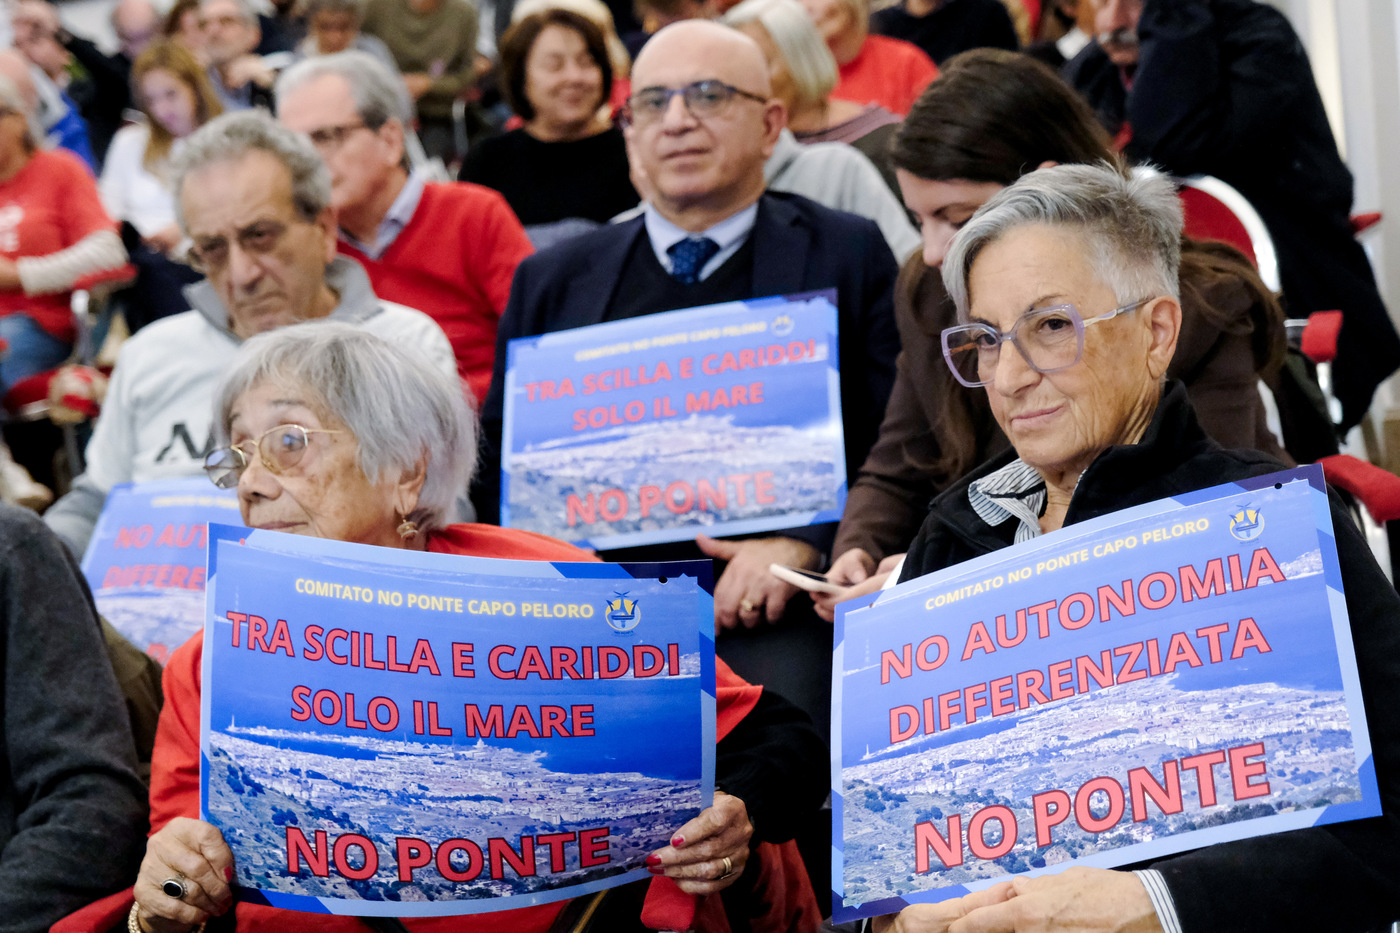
968, 458, 1046, 544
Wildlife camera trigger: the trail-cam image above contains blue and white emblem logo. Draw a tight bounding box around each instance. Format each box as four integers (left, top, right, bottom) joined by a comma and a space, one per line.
1229, 505, 1264, 541
604, 591, 641, 634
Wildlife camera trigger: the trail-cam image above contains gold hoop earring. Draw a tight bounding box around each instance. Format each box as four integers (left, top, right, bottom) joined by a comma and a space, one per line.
397, 514, 419, 540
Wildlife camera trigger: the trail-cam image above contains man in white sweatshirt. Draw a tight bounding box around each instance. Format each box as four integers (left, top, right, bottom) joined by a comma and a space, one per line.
45, 111, 454, 556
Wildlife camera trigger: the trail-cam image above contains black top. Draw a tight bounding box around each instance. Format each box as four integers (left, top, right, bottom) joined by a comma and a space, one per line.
1064, 0, 1400, 429
899, 381, 1400, 933
870, 0, 1018, 66
459, 126, 640, 226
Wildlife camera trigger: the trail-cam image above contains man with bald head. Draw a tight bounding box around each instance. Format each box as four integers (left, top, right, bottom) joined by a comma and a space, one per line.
478, 19, 899, 725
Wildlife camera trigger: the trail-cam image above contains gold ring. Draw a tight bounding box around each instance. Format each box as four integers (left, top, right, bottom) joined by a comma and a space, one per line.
739, 599, 756, 613
716, 855, 736, 880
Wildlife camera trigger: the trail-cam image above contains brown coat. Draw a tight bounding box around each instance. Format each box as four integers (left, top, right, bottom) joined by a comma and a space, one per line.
831, 238, 1290, 564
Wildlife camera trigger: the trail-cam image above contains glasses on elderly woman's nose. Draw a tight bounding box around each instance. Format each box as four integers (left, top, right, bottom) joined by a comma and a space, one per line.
941, 298, 1151, 388
204, 423, 345, 489
621, 80, 768, 128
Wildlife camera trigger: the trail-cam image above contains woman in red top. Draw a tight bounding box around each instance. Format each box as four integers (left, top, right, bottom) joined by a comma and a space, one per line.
127, 323, 825, 933
0, 72, 125, 505
795, 0, 936, 115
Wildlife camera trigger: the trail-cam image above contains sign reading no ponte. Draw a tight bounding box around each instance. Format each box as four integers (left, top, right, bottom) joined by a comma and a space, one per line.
500, 291, 845, 550
831, 465, 1379, 922
202, 525, 715, 917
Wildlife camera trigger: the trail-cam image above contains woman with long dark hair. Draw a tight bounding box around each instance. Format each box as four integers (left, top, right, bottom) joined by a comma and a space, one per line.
814, 48, 1292, 613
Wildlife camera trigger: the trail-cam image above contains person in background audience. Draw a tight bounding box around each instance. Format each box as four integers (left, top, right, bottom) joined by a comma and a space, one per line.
815, 49, 1291, 615
1024, 0, 1088, 68
11, 0, 147, 165
199, 0, 274, 111
510, 0, 634, 116
0, 504, 148, 930
256, 0, 305, 54
99, 39, 221, 330
477, 20, 900, 734
0, 71, 125, 507
460, 8, 638, 247
163, 0, 209, 63
625, 0, 715, 57
276, 52, 532, 405
1065, 0, 1400, 433
361, 0, 480, 165
725, 0, 899, 191
43, 110, 453, 556
292, 0, 397, 71
871, 0, 1018, 66
0, 45, 96, 169
798, 0, 935, 115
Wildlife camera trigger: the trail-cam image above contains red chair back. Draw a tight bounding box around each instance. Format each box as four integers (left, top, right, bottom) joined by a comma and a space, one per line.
1177, 175, 1280, 293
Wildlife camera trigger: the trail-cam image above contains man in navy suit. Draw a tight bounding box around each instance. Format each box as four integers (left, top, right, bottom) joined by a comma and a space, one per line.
477, 20, 899, 654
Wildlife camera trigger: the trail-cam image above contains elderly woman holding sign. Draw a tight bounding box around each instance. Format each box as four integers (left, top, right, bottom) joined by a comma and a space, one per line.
875, 164, 1400, 933
123, 323, 825, 933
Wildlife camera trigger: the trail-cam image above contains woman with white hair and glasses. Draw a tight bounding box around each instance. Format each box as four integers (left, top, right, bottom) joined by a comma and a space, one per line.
127, 323, 826, 933
875, 163, 1400, 933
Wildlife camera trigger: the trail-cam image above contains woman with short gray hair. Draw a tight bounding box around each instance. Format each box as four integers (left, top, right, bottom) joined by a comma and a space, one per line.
130, 322, 827, 933
725, 0, 900, 190
875, 160, 1400, 933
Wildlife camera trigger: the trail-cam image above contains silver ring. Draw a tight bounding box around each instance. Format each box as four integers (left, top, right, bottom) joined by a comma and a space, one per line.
161, 874, 188, 900
716, 855, 736, 880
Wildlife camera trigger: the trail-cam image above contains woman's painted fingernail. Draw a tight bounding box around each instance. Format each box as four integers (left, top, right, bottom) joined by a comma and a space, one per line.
224, 866, 234, 882
645, 853, 662, 866
671, 835, 685, 847
647, 865, 666, 875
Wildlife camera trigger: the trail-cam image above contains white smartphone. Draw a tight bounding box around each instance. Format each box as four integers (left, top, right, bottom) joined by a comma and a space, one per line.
768, 563, 846, 595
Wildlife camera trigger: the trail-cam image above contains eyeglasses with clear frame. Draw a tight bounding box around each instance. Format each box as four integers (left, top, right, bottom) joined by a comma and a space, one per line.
940, 298, 1152, 388
303, 120, 369, 152
204, 423, 346, 489
621, 79, 768, 128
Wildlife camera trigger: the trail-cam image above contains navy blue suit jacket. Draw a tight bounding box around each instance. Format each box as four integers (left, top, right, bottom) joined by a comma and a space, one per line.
475, 191, 901, 556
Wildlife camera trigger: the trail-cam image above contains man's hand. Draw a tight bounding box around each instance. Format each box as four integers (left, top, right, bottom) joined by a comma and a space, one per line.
696, 533, 818, 630
402, 72, 434, 99
872, 883, 1017, 933
222, 54, 274, 89
952, 868, 1162, 933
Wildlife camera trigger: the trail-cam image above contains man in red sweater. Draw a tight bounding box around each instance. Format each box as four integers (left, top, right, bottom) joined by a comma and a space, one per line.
275, 51, 533, 406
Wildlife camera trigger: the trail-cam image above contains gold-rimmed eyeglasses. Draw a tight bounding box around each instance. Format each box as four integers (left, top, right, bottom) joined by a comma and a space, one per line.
204, 423, 345, 489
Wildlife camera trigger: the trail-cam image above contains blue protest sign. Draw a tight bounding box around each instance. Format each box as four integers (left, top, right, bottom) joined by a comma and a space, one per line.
501, 292, 845, 549
831, 465, 1379, 922
81, 477, 240, 663
201, 525, 716, 916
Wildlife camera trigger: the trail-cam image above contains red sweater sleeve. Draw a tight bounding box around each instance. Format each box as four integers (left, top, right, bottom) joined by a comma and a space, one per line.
148, 633, 205, 833
466, 184, 533, 316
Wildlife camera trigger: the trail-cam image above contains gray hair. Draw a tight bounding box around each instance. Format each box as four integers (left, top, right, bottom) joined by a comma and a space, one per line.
170, 110, 332, 232
296, 0, 363, 20
215, 322, 477, 533
724, 0, 835, 107
276, 50, 413, 128
942, 162, 1183, 320
199, 0, 258, 26
0, 75, 39, 150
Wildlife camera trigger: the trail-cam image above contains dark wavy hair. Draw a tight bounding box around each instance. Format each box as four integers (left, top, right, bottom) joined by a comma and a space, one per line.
892, 48, 1113, 185
498, 8, 613, 123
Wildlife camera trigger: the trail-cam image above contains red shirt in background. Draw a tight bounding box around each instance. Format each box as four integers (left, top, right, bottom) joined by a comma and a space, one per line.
832, 33, 939, 116
338, 183, 534, 408
0, 149, 117, 342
